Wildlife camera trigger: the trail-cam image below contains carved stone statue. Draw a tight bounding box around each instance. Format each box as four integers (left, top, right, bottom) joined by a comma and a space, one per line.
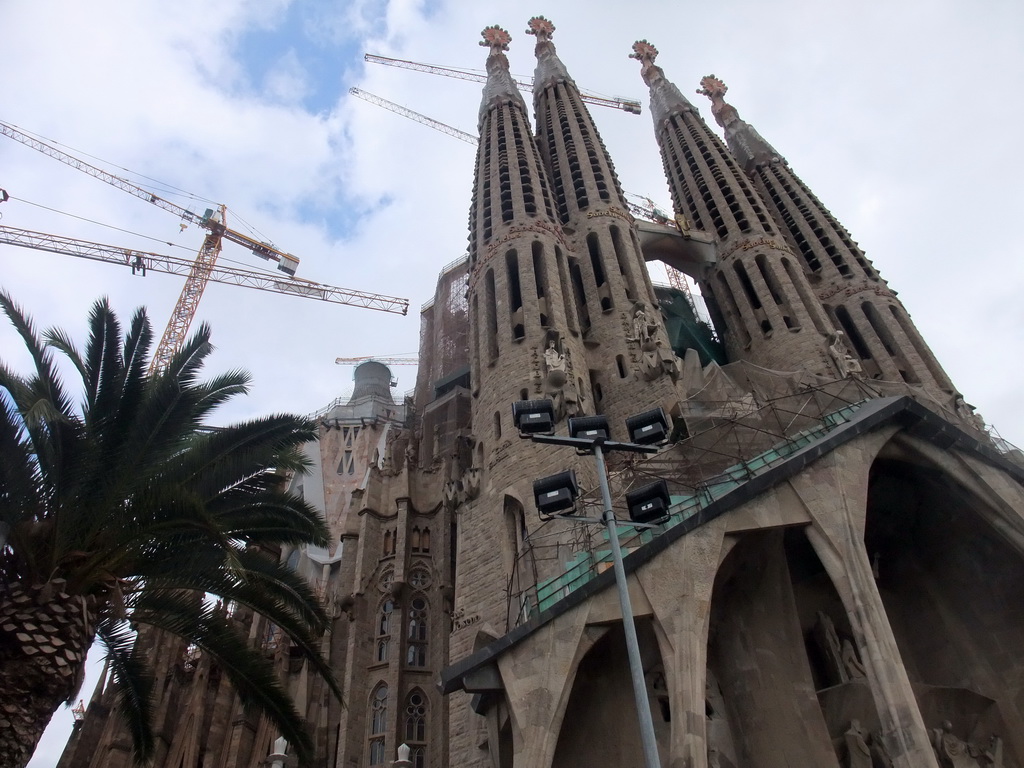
983, 735, 1003, 768
828, 330, 863, 378
870, 730, 894, 768
543, 338, 567, 385
814, 610, 848, 685
841, 638, 867, 679
954, 395, 987, 432
844, 720, 872, 768
932, 721, 981, 768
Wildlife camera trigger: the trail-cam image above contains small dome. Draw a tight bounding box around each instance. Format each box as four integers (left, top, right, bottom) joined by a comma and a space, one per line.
348, 361, 395, 404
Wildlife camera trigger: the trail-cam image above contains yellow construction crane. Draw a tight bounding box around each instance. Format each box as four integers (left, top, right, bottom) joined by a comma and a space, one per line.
335, 356, 418, 366
349, 89, 476, 145
364, 53, 642, 115
0, 120, 405, 371
0, 225, 410, 314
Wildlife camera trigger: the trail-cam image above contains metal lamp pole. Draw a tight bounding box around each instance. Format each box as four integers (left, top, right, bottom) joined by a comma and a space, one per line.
530, 432, 662, 768
593, 443, 661, 768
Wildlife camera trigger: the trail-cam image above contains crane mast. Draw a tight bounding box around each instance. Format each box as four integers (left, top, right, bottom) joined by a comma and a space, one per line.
364, 53, 642, 115
153, 205, 225, 371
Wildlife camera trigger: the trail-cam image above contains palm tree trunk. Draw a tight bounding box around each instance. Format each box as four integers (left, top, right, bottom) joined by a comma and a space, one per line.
0, 580, 95, 768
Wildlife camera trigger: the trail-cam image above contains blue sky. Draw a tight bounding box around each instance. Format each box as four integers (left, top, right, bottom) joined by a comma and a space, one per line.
3, 0, 1024, 763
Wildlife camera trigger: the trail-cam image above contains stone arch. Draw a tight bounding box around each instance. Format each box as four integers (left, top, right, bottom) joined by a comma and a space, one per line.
549, 620, 666, 767
705, 529, 839, 767
863, 444, 1024, 761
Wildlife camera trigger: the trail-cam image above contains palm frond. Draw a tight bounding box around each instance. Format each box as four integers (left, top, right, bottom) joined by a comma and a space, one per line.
97, 617, 156, 766
131, 593, 316, 765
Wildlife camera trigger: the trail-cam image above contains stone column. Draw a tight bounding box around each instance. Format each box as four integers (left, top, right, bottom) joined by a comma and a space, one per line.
791, 438, 939, 768
635, 519, 727, 768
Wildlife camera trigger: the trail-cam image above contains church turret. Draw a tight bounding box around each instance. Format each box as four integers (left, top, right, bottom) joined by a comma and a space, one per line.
528, 17, 679, 424
697, 76, 956, 396
632, 41, 836, 375
467, 24, 591, 425
459, 22, 598, 661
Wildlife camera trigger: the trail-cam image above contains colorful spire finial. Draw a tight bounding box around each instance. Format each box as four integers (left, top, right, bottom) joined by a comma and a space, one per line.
696, 74, 737, 130
526, 16, 555, 43
630, 39, 696, 121
695, 74, 783, 168
480, 25, 511, 55
629, 40, 659, 68
697, 74, 728, 100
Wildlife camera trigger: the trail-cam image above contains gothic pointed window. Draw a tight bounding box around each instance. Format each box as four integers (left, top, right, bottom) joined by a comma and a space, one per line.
376, 600, 394, 663
369, 683, 388, 765
404, 689, 428, 767
406, 596, 428, 667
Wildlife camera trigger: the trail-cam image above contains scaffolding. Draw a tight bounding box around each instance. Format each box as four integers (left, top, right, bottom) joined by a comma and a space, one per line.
502, 373, 926, 632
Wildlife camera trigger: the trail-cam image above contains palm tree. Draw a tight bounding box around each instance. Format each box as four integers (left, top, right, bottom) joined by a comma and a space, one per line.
0, 292, 341, 767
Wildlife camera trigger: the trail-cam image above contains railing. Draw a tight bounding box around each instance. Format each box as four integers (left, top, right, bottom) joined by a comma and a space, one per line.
505, 389, 873, 630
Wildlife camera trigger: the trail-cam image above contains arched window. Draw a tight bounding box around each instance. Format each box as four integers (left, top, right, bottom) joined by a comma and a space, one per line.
406, 596, 428, 667
369, 683, 388, 765
383, 530, 393, 557
411, 526, 431, 554
376, 600, 394, 663
404, 689, 428, 768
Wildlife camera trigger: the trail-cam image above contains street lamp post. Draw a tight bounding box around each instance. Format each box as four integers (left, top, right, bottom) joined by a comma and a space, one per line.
514, 401, 668, 768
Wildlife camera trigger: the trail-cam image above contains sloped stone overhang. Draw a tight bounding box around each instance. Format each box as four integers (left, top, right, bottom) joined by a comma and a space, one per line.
439, 395, 1024, 696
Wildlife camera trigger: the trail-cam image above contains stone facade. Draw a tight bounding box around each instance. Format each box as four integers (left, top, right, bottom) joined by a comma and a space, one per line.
60, 17, 1021, 768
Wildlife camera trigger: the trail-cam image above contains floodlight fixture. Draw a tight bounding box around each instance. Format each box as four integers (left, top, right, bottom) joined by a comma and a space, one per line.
568, 414, 610, 442
625, 407, 670, 446
532, 469, 580, 516
512, 399, 556, 437
626, 479, 671, 524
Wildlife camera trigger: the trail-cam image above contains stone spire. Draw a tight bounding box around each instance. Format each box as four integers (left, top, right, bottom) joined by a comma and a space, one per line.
696, 74, 783, 172
526, 15, 573, 91
478, 25, 527, 127
694, 77, 955, 396
629, 40, 697, 126
631, 38, 837, 375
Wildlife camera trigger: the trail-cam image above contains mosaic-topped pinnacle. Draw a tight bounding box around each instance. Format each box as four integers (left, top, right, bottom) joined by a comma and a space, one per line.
529, 15, 573, 92
630, 40, 659, 70
525, 16, 555, 43
697, 74, 737, 130
477, 24, 527, 127
697, 73, 784, 170
629, 39, 695, 123
480, 25, 511, 55
697, 74, 727, 100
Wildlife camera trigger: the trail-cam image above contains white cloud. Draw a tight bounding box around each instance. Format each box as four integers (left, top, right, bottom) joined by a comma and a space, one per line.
6, 1, 1024, 761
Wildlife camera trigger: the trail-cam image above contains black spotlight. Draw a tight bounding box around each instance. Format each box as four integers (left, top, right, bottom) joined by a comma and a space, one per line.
533, 470, 580, 516
512, 399, 556, 437
626, 479, 671, 524
625, 407, 670, 446
568, 414, 610, 441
